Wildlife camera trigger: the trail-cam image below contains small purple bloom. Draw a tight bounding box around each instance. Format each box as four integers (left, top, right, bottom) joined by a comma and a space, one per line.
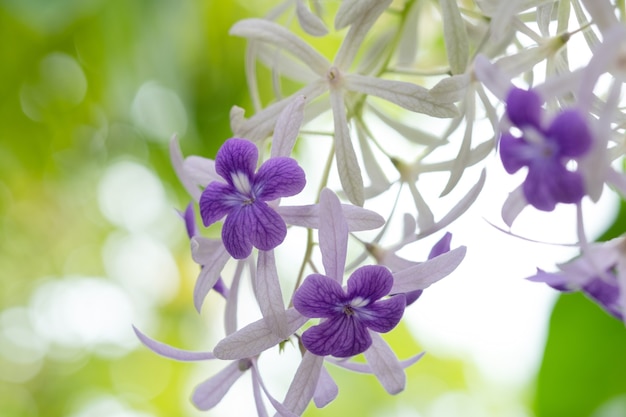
199, 138, 306, 259
500, 88, 592, 211
293, 265, 406, 358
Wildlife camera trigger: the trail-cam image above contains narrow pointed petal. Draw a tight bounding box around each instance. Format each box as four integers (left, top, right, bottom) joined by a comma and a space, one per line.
302, 315, 371, 357
281, 352, 324, 415
319, 188, 349, 282
580, 0, 619, 33
192, 242, 230, 312
330, 88, 364, 206
296, 0, 328, 36
250, 366, 270, 417
429, 74, 470, 103
363, 332, 405, 394
428, 232, 452, 259
133, 326, 215, 361
271, 95, 306, 158
256, 250, 289, 339
199, 182, 239, 226
225, 261, 244, 335
276, 204, 384, 231
192, 360, 248, 410
213, 308, 308, 360
472, 54, 513, 100
501, 185, 527, 227
230, 18, 330, 76
359, 295, 406, 333
250, 362, 299, 417
439, 0, 469, 74
184, 155, 221, 187
327, 350, 425, 373
170, 134, 201, 201
254, 157, 306, 201
344, 74, 459, 118
215, 138, 258, 184
390, 246, 466, 293
334, 0, 392, 67
293, 274, 345, 318
347, 265, 393, 301
313, 366, 339, 408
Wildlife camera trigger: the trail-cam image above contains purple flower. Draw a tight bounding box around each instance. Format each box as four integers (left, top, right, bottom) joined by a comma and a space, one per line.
199, 138, 306, 259
500, 88, 592, 211
293, 265, 406, 358
527, 237, 626, 321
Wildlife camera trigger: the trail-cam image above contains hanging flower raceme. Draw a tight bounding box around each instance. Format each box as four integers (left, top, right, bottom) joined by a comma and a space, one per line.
293, 265, 406, 358
499, 87, 593, 211
199, 138, 306, 259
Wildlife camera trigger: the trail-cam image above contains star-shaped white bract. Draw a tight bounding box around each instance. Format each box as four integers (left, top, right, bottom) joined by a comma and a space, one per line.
199, 138, 306, 259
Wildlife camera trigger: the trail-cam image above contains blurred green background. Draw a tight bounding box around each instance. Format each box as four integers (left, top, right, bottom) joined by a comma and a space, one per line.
1, 1, 625, 416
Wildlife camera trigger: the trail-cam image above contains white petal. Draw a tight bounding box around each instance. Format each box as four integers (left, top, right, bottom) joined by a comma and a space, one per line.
390, 246, 466, 293
429, 74, 470, 104
580, 0, 619, 33
334, 0, 393, 68
369, 104, 443, 147
256, 250, 289, 339
330, 88, 364, 206
213, 308, 308, 360
192, 360, 246, 410
395, 0, 421, 67
272, 95, 306, 158
356, 123, 391, 194
472, 54, 512, 100
363, 332, 405, 394
438, 0, 469, 74
296, 0, 328, 36
230, 18, 330, 76
313, 366, 338, 408
133, 325, 215, 361
280, 351, 324, 415
169, 134, 201, 201
319, 188, 349, 282
276, 203, 384, 231
344, 74, 459, 118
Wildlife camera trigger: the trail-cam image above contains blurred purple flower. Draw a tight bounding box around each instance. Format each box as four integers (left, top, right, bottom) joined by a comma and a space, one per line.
527, 237, 626, 321
293, 265, 406, 358
199, 138, 306, 259
500, 88, 592, 211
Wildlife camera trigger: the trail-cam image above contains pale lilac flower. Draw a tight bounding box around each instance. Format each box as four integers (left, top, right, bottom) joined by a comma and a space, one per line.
293, 265, 406, 358
500, 87, 592, 211
199, 138, 306, 259
527, 237, 626, 322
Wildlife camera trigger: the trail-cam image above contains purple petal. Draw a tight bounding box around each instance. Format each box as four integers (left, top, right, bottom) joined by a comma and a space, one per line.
248, 201, 288, 251
293, 274, 345, 318
301, 315, 372, 357
215, 138, 258, 185
428, 232, 452, 259
499, 132, 532, 174
583, 276, 623, 320
254, 157, 306, 201
180, 202, 197, 238
505, 88, 543, 127
547, 110, 592, 158
199, 182, 239, 226
192, 359, 250, 410
359, 295, 406, 333
346, 265, 393, 301
404, 290, 423, 306
523, 164, 585, 211
222, 205, 254, 259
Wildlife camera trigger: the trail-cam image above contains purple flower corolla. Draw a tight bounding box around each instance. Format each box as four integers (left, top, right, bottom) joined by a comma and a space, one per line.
293, 265, 406, 358
500, 88, 592, 211
199, 138, 306, 259
527, 237, 626, 321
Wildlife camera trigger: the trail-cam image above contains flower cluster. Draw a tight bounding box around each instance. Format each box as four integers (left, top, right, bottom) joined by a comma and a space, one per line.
135, 0, 626, 415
